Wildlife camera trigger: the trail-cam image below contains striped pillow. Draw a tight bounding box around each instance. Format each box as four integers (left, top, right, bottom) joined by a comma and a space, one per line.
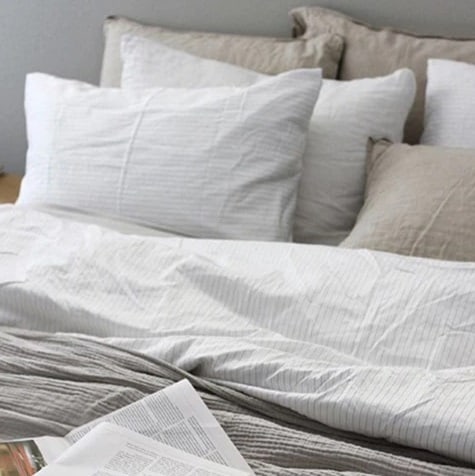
18, 70, 321, 241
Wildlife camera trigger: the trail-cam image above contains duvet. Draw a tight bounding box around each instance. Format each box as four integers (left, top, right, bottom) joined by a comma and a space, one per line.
0, 328, 471, 476
0, 206, 474, 466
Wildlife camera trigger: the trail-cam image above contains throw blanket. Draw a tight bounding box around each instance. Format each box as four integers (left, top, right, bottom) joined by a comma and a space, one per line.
0, 329, 473, 476
1, 207, 475, 466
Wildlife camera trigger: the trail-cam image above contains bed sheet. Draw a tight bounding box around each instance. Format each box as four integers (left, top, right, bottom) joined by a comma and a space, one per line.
0, 205, 474, 465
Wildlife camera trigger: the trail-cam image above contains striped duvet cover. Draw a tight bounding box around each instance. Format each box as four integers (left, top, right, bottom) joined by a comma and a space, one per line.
0, 206, 474, 466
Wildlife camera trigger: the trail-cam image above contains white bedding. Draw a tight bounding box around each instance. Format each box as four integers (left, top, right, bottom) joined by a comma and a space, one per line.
1, 205, 474, 464
29, 205, 181, 238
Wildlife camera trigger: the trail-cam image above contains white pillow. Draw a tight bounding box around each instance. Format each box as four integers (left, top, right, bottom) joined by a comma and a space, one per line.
121, 35, 416, 245
121, 34, 262, 88
421, 59, 475, 148
18, 70, 321, 241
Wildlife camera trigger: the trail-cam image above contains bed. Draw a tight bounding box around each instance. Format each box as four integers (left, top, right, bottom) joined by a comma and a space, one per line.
1, 2, 475, 475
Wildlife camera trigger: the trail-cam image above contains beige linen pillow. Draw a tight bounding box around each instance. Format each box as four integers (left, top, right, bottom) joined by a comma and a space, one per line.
100, 16, 344, 86
341, 140, 475, 261
291, 6, 475, 144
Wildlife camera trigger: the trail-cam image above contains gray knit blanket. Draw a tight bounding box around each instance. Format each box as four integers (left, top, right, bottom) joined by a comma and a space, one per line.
0, 328, 473, 476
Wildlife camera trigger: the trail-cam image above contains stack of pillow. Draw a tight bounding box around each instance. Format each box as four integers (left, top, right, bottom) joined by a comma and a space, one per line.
18, 8, 475, 261
19, 18, 340, 242
291, 7, 475, 261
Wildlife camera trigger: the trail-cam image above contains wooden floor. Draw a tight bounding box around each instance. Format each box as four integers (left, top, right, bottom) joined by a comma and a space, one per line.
0, 174, 22, 204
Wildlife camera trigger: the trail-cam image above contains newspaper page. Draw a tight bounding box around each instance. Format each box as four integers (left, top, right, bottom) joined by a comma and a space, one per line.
67, 380, 252, 473
0, 380, 252, 475
36, 423, 251, 476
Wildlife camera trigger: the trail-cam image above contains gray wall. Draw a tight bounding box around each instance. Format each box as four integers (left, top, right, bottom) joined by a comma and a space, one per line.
1, 0, 474, 174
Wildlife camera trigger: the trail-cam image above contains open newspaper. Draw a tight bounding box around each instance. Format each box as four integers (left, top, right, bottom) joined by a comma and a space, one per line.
0, 380, 254, 476
36, 423, 249, 476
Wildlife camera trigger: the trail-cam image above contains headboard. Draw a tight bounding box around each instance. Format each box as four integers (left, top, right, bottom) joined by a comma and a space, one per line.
1, 0, 474, 174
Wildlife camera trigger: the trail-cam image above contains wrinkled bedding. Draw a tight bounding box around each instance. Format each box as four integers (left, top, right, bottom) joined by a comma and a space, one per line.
1, 328, 473, 476
0, 206, 474, 466
27, 204, 181, 238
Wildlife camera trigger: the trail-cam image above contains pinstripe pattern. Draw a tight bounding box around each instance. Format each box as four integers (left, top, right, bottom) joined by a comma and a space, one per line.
0, 329, 472, 475
18, 71, 321, 241
120, 35, 416, 246
0, 207, 474, 465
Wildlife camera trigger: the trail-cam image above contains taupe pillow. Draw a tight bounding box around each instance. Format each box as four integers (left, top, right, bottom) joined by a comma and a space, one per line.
341, 140, 475, 262
291, 6, 475, 144
100, 16, 344, 86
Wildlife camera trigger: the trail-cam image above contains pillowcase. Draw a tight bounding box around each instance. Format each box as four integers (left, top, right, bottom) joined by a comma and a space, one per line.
121, 34, 261, 88
291, 6, 475, 144
293, 69, 415, 245
121, 35, 416, 245
100, 15, 344, 87
341, 140, 475, 261
421, 59, 475, 148
18, 70, 322, 241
